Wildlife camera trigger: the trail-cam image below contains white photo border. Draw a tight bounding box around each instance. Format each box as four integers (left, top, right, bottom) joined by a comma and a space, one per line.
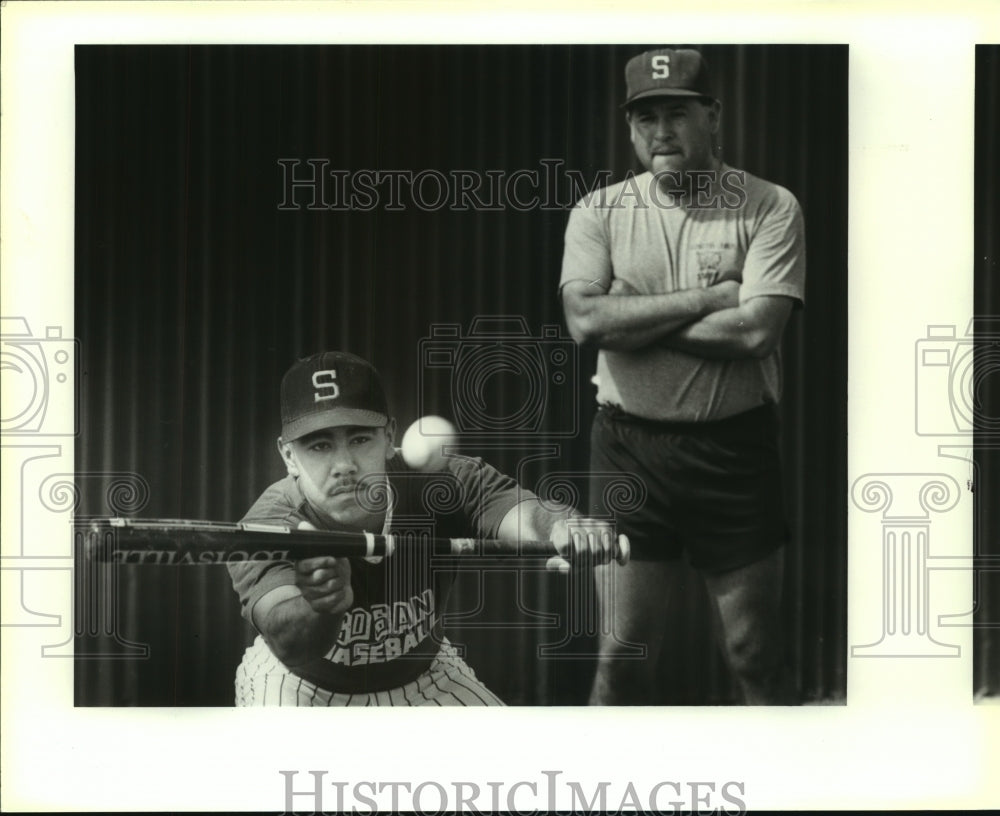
2, 1, 998, 812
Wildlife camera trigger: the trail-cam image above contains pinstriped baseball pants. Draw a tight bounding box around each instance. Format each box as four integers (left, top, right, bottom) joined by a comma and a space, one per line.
234, 636, 505, 706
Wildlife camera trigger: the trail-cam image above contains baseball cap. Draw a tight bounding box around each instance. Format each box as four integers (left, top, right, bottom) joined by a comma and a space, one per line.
623, 48, 714, 107
280, 351, 389, 441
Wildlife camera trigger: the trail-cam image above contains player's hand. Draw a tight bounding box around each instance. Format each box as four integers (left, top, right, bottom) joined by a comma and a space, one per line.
547, 517, 620, 572
294, 521, 353, 615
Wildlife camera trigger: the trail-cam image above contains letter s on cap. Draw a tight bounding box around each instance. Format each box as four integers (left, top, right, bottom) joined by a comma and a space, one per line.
312, 369, 341, 402
651, 55, 670, 79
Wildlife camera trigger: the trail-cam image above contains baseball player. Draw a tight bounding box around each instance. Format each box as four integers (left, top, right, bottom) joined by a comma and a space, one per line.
227, 350, 617, 705
560, 48, 805, 704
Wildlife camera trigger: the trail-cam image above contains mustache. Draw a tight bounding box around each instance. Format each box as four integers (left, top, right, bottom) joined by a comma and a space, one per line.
327, 481, 358, 496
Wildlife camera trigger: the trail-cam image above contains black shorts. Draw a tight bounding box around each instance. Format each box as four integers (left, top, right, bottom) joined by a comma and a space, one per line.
589, 404, 788, 572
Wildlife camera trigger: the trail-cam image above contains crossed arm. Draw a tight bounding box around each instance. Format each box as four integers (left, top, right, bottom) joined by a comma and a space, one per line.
561, 277, 793, 360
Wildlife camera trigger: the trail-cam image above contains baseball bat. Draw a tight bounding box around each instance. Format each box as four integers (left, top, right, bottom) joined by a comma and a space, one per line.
79, 517, 630, 566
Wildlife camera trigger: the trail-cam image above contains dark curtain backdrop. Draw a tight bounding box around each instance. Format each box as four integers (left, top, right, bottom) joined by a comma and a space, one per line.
974, 45, 1000, 700
74, 45, 848, 706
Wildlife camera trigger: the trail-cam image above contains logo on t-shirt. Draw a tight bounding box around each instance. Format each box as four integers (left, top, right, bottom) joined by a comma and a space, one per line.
326, 588, 437, 666
695, 250, 723, 284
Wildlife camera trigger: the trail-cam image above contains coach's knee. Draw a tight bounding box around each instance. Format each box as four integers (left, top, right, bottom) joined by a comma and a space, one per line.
721, 625, 778, 681
591, 652, 657, 704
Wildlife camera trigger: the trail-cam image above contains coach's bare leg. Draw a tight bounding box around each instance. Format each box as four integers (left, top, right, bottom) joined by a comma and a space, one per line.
702, 547, 795, 705
588, 559, 681, 705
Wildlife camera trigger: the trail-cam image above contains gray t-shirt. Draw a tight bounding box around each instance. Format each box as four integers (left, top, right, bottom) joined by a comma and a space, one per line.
560, 167, 806, 422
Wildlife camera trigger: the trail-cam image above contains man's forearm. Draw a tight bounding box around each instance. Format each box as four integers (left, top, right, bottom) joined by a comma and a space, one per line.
498, 498, 578, 543
259, 595, 345, 668
563, 284, 730, 351
497, 498, 620, 570
661, 302, 787, 360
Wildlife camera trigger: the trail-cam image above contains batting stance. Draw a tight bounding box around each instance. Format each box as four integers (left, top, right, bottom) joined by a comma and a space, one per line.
228, 351, 617, 706
560, 48, 805, 704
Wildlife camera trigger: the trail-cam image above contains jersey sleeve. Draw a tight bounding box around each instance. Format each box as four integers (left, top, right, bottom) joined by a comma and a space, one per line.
227, 479, 305, 627
739, 186, 806, 307
559, 196, 613, 295
446, 455, 534, 538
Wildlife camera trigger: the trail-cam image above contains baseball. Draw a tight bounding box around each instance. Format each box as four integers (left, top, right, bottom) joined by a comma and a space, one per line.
401, 415, 456, 471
